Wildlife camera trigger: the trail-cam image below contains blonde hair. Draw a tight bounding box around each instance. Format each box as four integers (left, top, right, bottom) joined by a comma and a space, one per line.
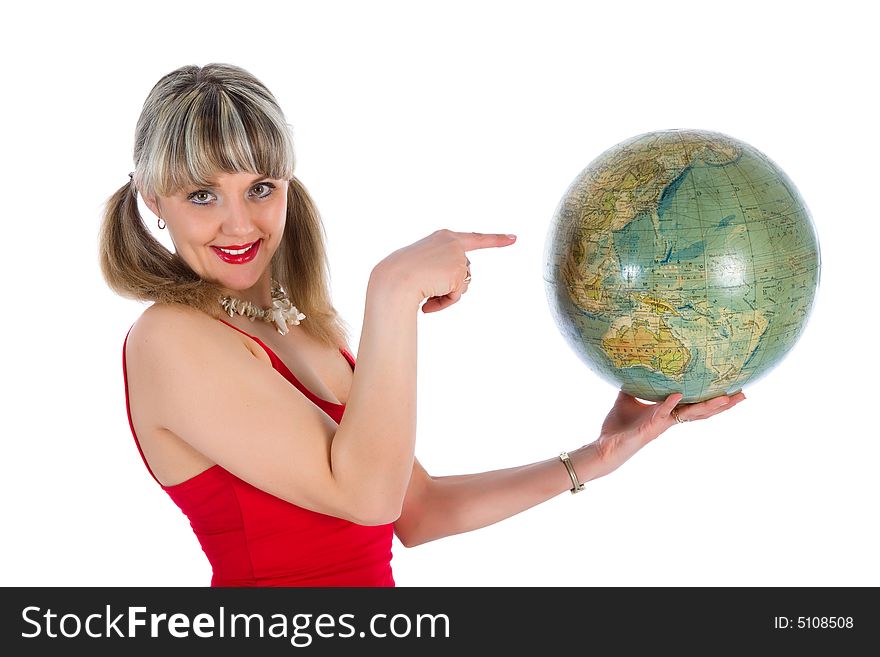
99, 63, 351, 350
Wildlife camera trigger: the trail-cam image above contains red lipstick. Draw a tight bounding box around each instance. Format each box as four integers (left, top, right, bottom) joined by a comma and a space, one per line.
211, 240, 261, 264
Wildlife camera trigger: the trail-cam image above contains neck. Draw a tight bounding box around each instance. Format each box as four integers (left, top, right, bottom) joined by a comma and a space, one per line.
220, 271, 274, 308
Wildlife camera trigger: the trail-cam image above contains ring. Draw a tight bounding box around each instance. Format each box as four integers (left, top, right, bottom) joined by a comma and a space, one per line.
671, 408, 688, 424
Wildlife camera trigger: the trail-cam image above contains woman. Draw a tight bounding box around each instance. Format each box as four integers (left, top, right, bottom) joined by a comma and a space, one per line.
99, 63, 745, 587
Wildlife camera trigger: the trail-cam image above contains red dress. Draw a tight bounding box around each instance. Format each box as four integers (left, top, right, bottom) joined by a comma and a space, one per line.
122, 318, 395, 587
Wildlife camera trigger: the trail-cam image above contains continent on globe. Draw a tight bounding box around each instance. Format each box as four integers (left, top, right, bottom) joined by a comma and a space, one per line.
543, 129, 820, 403
603, 313, 691, 379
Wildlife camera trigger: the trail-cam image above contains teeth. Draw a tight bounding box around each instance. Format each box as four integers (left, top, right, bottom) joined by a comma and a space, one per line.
218, 244, 254, 255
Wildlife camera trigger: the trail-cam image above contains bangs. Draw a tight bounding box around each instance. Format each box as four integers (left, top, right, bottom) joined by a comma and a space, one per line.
139, 83, 295, 197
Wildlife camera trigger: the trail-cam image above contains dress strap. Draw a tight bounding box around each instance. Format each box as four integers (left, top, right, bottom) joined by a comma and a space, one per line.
122, 325, 163, 486
216, 318, 355, 371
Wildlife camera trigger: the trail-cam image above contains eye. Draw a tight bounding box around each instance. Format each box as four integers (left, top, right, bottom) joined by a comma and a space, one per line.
187, 190, 215, 205
250, 182, 276, 199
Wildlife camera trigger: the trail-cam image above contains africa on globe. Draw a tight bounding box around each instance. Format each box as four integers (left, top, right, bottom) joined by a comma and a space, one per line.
543, 129, 820, 403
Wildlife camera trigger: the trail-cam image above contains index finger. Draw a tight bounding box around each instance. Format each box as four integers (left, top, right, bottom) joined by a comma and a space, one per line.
455, 232, 518, 251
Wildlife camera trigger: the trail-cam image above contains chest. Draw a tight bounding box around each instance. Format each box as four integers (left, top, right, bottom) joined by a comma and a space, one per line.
254, 331, 354, 407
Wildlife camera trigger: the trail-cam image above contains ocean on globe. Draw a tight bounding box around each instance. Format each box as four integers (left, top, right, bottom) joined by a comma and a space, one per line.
543, 129, 820, 403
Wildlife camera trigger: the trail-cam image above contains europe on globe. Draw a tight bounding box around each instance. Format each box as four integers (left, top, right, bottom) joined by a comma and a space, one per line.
543, 129, 820, 403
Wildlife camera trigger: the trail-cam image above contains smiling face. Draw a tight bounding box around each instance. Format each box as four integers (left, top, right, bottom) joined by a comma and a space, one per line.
144, 171, 289, 299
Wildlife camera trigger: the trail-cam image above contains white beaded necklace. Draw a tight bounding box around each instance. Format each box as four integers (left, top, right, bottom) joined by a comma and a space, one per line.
219, 278, 306, 335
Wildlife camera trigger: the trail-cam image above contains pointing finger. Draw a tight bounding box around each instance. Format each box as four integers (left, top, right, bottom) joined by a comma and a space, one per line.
453, 231, 518, 251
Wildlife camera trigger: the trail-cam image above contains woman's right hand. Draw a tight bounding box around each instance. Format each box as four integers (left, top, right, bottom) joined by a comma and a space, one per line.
373, 229, 517, 313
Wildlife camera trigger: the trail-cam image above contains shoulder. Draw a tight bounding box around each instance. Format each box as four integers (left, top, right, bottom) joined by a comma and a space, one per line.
128, 303, 200, 350
133, 301, 213, 332
126, 303, 243, 363
123, 304, 271, 426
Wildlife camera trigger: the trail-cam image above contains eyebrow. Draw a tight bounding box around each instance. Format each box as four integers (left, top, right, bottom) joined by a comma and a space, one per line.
200, 174, 273, 188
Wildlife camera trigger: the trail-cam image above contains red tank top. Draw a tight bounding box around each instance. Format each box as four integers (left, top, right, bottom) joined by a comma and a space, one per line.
122, 318, 395, 587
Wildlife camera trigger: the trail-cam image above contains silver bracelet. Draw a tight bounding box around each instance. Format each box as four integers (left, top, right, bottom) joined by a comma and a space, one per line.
559, 451, 585, 494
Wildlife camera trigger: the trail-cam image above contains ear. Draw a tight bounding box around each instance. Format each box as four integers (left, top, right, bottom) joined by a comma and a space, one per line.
142, 194, 161, 219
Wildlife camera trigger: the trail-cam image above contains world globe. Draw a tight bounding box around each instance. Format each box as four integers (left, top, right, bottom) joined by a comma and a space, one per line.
543, 129, 820, 403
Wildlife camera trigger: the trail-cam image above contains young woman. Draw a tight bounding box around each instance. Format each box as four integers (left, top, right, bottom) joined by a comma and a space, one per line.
99, 63, 745, 587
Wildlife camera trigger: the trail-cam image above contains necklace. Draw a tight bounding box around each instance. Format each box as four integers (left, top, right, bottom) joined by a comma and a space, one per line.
219, 278, 306, 335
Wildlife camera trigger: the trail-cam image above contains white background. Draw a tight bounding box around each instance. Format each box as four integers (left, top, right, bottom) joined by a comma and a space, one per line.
2, 0, 877, 587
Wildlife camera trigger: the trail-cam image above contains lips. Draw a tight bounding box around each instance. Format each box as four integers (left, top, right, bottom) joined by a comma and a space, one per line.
211, 239, 261, 264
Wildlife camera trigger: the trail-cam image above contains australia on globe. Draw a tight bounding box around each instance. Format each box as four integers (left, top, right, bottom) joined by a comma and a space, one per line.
543, 129, 820, 403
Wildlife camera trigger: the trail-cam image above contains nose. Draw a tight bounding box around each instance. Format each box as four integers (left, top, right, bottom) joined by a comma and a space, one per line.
219, 194, 257, 237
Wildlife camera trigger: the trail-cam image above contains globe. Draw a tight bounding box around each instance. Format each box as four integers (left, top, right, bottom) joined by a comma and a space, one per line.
543, 129, 820, 403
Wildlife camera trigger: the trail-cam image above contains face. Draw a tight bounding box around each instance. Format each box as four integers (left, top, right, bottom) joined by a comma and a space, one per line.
144, 171, 288, 297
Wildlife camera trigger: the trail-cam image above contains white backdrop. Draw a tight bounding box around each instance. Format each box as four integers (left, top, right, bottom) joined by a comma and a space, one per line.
2, 0, 877, 587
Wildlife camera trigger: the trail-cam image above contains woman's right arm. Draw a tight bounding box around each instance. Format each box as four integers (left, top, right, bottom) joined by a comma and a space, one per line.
126, 230, 516, 526
126, 298, 401, 525
327, 267, 419, 524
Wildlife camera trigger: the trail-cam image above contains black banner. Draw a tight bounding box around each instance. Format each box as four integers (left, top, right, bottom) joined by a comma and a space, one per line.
1, 587, 874, 654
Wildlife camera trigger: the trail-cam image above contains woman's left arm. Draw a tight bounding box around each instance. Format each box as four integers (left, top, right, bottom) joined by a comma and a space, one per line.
393, 389, 746, 547
393, 446, 603, 547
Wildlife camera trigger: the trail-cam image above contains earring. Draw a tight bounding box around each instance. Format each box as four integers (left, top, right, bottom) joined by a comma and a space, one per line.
158, 218, 166, 230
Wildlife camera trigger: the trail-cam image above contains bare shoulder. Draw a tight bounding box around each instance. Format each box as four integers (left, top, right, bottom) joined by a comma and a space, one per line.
122, 300, 362, 521
127, 303, 256, 362
129, 302, 218, 346
124, 303, 263, 425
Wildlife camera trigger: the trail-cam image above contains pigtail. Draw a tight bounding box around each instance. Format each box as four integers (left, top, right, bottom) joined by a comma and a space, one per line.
98, 178, 223, 315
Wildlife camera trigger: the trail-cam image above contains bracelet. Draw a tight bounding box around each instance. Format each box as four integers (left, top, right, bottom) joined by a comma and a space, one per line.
559, 451, 585, 494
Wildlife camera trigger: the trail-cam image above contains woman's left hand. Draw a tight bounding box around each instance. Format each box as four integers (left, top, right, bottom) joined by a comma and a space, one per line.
589, 390, 747, 478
